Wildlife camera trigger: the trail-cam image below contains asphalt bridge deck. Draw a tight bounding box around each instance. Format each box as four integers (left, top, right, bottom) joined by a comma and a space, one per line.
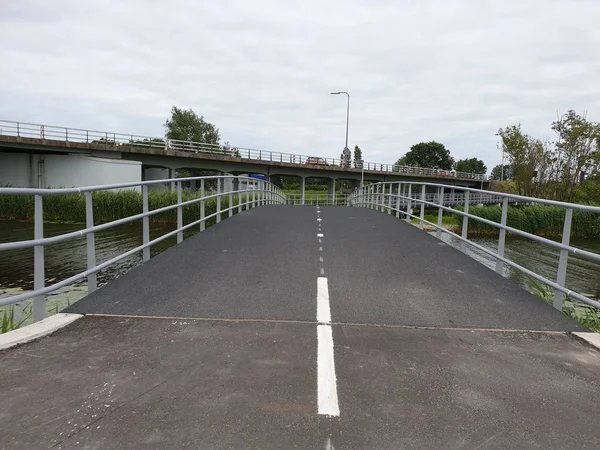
3, 205, 599, 449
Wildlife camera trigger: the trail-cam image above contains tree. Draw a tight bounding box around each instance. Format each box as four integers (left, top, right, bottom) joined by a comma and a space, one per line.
455, 158, 487, 174
497, 125, 554, 197
395, 141, 454, 170
340, 147, 351, 168
497, 125, 535, 196
353, 145, 363, 168
490, 164, 511, 181
164, 106, 221, 144
394, 155, 408, 169
551, 110, 600, 201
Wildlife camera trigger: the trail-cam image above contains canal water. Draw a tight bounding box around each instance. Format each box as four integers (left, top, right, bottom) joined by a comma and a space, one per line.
0, 220, 197, 325
437, 232, 600, 301
1, 220, 599, 327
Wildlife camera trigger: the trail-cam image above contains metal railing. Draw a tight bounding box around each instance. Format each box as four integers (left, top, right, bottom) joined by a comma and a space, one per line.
0, 176, 285, 322
286, 194, 350, 206
349, 182, 600, 312
0, 119, 487, 181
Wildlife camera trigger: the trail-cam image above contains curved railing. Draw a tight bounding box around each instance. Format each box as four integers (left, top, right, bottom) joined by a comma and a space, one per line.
0, 119, 487, 181
0, 176, 285, 323
348, 182, 600, 313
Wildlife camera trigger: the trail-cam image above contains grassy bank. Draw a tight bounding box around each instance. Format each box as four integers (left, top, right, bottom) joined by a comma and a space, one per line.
0, 189, 253, 226
529, 279, 600, 332
453, 205, 600, 239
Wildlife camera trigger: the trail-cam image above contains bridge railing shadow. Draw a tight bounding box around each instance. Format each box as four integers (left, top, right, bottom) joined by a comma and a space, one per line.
0, 176, 286, 324
349, 182, 600, 318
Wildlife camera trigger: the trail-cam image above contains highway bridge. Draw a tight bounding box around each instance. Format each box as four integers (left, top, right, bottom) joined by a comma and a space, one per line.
0, 120, 488, 195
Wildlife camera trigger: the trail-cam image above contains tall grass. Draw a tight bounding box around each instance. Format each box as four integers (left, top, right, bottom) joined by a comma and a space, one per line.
0, 189, 250, 225
528, 278, 600, 332
453, 205, 600, 239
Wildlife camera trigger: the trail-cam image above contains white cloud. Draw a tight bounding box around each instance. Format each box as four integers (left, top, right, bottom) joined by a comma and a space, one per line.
1, 0, 599, 171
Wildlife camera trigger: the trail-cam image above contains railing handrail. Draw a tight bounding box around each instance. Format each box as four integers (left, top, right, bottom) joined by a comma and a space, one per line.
0, 175, 286, 319
364, 181, 600, 213
0, 119, 488, 181
0, 175, 260, 196
349, 181, 600, 315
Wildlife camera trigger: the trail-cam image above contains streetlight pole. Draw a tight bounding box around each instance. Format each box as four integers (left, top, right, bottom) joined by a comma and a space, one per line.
331, 90, 350, 160
495, 133, 504, 181
361, 164, 364, 188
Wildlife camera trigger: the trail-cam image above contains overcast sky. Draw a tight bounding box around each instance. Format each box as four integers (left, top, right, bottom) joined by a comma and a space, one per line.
1, 0, 599, 171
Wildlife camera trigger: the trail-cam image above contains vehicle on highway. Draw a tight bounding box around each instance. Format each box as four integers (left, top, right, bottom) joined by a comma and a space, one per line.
305, 157, 329, 166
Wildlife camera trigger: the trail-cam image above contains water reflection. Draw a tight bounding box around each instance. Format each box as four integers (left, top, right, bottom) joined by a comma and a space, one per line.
0, 220, 199, 318
437, 232, 600, 300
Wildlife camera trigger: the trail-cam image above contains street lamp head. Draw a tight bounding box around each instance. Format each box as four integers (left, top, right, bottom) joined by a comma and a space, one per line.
330, 92, 341, 95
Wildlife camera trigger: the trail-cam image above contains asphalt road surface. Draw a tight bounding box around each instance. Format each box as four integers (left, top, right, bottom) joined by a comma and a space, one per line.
2, 205, 599, 449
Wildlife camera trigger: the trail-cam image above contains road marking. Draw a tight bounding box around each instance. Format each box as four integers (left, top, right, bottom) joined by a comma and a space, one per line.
317, 233, 324, 237
317, 218, 322, 222
320, 267, 325, 275
319, 256, 323, 262
317, 324, 340, 417
317, 277, 331, 323
319, 238, 322, 243
319, 246, 323, 251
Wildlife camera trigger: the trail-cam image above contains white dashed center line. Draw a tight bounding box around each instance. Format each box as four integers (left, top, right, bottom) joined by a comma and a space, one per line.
315, 207, 340, 418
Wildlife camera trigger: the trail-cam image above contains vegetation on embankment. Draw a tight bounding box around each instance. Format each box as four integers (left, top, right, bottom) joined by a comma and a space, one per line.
0, 190, 251, 225
451, 204, 600, 239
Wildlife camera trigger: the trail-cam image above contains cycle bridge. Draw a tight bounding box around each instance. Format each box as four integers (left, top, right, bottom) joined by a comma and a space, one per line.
1, 177, 599, 449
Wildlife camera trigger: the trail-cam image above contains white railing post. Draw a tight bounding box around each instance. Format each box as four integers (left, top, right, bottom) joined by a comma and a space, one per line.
553, 208, 573, 311
461, 191, 470, 251
217, 177, 222, 223
419, 185, 426, 229
200, 179, 206, 231
33, 195, 45, 322
436, 186, 444, 239
405, 184, 412, 223
85, 192, 97, 293
228, 177, 233, 217
397, 183, 403, 217
177, 181, 183, 243
238, 178, 242, 213
395, 183, 401, 218
142, 186, 150, 262
496, 197, 509, 275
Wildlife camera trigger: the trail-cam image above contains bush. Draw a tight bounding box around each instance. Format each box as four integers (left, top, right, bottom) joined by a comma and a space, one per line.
0, 189, 251, 227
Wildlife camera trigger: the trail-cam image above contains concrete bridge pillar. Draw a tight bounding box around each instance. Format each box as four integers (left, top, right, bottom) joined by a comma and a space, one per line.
189, 179, 197, 192
300, 176, 306, 205
328, 178, 336, 205
144, 167, 170, 190
223, 174, 234, 193
169, 168, 176, 191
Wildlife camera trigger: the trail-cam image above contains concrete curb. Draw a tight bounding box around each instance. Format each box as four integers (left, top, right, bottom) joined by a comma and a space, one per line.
0, 313, 83, 351
572, 332, 600, 351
